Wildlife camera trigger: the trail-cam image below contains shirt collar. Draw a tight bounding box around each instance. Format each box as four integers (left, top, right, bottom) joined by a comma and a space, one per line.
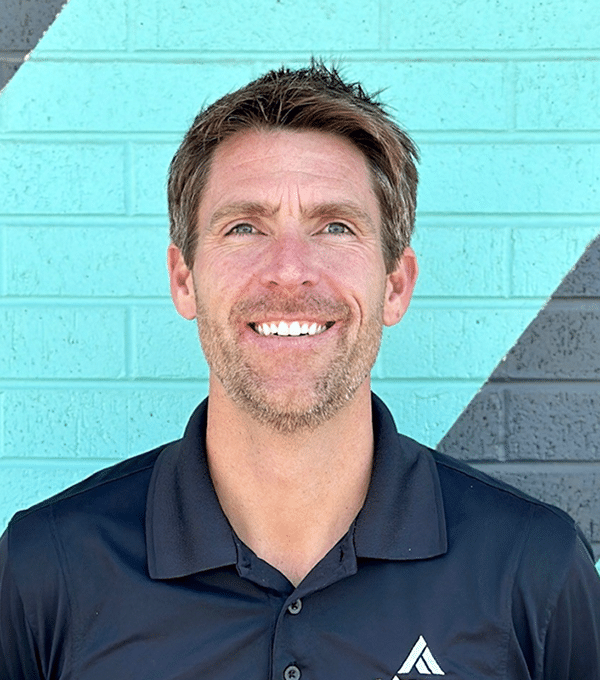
353, 393, 447, 561
146, 394, 447, 580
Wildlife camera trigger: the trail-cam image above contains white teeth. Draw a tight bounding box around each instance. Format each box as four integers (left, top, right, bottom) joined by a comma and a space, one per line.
254, 321, 328, 337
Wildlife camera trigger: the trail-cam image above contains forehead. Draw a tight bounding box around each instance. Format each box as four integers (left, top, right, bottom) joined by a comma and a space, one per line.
199, 128, 380, 222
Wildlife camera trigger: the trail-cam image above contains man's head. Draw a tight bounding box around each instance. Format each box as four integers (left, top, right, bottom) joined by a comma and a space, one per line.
168, 63, 419, 433
168, 61, 419, 274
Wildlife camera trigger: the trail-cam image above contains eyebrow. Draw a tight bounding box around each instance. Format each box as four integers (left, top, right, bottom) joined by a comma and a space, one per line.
209, 201, 376, 231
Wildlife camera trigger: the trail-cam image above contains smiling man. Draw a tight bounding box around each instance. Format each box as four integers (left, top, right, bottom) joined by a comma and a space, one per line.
1, 63, 599, 680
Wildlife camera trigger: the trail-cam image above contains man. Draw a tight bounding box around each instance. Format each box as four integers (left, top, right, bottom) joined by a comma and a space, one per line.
1, 63, 599, 679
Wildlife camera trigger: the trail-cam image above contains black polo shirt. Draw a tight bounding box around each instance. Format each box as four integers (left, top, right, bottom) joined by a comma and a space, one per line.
1, 395, 599, 679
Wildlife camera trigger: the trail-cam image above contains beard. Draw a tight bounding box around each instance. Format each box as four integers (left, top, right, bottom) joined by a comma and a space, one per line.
195, 290, 384, 434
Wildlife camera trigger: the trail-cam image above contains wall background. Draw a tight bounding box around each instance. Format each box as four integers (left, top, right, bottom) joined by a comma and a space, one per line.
0, 0, 598, 560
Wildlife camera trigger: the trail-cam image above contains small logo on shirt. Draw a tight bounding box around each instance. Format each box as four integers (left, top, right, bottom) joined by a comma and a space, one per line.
395, 635, 445, 676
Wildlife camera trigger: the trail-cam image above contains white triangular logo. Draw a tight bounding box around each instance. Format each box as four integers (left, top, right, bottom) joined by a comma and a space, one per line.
396, 635, 445, 676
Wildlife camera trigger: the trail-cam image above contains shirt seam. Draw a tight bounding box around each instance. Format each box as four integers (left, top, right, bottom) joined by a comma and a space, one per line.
5, 527, 43, 679
48, 503, 78, 677
507, 504, 535, 680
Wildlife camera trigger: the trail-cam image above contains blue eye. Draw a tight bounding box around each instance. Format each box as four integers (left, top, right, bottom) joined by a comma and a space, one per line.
228, 223, 255, 235
324, 222, 352, 235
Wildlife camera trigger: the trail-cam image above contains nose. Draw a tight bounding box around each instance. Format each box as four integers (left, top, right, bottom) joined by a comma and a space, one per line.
259, 233, 319, 290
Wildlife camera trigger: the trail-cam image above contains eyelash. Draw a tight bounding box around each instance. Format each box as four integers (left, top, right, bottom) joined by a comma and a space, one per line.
225, 221, 355, 236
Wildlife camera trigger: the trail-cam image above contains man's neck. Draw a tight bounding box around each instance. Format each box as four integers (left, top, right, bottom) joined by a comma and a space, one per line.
205, 381, 374, 586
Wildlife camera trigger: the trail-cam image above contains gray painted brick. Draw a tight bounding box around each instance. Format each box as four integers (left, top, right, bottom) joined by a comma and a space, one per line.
506, 389, 600, 461
554, 235, 600, 298
0, 0, 67, 51
492, 303, 600, 380
473, 466, 600, 550
438, 387, 505, 461
0, 59, 22, 91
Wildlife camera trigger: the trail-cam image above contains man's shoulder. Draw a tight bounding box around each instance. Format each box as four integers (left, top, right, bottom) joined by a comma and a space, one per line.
430, 445, 576, 530
419, 442, 589, 571
8, 442, 173, 533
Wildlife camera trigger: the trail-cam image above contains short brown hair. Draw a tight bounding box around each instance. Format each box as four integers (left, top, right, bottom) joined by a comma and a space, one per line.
168, 61, 419, 272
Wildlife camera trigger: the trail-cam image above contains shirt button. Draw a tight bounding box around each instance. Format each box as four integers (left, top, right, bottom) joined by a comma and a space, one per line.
283, 665, 301, 680
287, 598, 302, 615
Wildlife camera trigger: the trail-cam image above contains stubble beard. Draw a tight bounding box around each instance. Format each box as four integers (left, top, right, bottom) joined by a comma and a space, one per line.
195, 292, 384, 434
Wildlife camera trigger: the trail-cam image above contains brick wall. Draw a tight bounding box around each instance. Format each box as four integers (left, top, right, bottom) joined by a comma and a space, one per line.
0, 0, 598, 564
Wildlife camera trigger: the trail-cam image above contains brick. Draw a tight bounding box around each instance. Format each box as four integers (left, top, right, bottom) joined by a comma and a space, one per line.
389, 0, 600, 50
474, 466, 600, 544
132, 143, 178, 216
0, 143, 126, 215
0, 0, 67, 51
0, 307, 126, 378
2, 388, 205, 460
554, 235, 600, 298
352, 62, 509, 132
372, 381, 482, 450
5, 226, 169, 297
0, 58, 23, 91
412, 226, 509, 297
505, 388, 600, 461
0, 62, 255, 133
33, 0, 127, 52
510, 227, 599, 297
131, 305, 208, 379
437, 386, 505, 461
376, 306, 535, 380
516, 62, 600, 131
493, 302, 600, 380
131, 0, 379, 51
418, 144, 600, 214
0, 464, 104, 530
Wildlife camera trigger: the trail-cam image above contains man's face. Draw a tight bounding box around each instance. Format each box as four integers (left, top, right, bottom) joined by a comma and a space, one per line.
169, 129, 417, 433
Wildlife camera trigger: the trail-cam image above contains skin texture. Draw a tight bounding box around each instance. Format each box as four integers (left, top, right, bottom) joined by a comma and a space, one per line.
168, 129, 418, 583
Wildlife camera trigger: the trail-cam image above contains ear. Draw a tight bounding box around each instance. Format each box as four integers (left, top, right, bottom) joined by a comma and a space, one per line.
382, 246, 418, 327
167, 244, 197, 320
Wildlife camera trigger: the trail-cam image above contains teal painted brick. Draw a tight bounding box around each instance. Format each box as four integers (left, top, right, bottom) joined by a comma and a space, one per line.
0, 143, 126, 215
6, 226, 170, 297
389, 0, 600, 50
349, 62, 509, 132
516, 62, 600, 131
0, 307, 127, 378
419, 144, 600, 214
0, 62, 256, 133
511, 227, 599, 297
32, 0, 127, 52
126, 389, 207, 452
3, 390, 129, 458
0, 224, 4, 295
371, 381, 481, 449
131, 305, 208, 379
2, 388, 206, 460
411, 225, 509, 297
0, 464, 106, 529
132, 0, 379, 51
133, 143, 178, 215
375, 306, 535, 380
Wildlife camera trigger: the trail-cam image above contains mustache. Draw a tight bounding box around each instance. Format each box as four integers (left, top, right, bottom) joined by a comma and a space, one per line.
230, 293, 351, 320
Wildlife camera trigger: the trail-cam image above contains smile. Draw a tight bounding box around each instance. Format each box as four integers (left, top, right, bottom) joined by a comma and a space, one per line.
250, 321, 334, 337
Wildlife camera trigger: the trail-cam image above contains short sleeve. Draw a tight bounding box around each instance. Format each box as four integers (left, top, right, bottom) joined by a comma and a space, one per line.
0, 528, 43, 680
543, 532, 600, 679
